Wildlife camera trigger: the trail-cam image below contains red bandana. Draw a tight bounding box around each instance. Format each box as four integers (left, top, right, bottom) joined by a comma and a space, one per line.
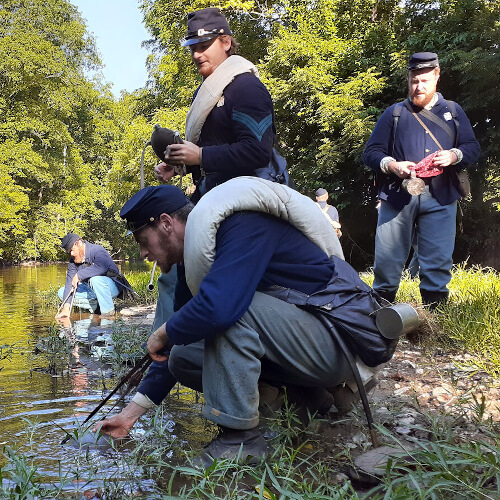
412, 151, 443, 178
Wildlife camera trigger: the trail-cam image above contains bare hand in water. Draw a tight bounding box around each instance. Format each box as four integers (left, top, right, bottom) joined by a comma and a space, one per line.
92, 402, 147, 438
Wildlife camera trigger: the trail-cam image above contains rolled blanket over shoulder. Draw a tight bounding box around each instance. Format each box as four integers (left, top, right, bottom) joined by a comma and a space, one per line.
184, 177, 344, 295
185, 56, 259, 144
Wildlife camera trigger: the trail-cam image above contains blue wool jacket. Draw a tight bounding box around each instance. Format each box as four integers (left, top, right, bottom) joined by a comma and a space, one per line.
363, 93, 480, 210
63, 241, 123, 299
138, 212, 376, 403
189, 72, 276, 198
167, 212, 338, 346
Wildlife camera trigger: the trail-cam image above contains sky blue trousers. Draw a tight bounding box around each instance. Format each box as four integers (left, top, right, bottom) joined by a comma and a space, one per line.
374, 186, 457, 300
168, 292, 352, 430
58, 276, 119, 314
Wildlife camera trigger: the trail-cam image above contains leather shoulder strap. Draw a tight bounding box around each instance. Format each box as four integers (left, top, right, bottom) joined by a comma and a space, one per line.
391, 102, 405, 157
405, 99, 456, 144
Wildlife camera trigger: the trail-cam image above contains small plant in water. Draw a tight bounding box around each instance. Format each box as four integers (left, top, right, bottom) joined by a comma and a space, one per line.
109, 321, 150, 369
36, 284, 61, 309
0, 445, 49, 499
0, 341, 16, 364
29, 324, 76, 375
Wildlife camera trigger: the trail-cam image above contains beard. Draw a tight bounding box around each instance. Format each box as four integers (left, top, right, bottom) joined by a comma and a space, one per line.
159, 262, 172, 274
412, 92, 435, 108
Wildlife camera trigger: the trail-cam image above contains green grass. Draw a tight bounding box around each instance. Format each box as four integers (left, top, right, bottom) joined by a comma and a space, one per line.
3, 400, 500, 499
367, 422, 500, 499
123, 268, 160, 305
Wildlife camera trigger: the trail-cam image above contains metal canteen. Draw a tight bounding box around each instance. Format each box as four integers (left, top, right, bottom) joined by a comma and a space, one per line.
376, 303, 420, 339
402, 171, 425, 196
150, 124, 183, 161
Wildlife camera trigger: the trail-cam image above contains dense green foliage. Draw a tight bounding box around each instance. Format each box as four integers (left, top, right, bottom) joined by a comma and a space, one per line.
0, 0, 126, 260
0, 0, 499, 266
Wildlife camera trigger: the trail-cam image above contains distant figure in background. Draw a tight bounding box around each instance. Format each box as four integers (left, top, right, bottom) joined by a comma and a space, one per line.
56, 233, 130, 318
315, 188, 342, 238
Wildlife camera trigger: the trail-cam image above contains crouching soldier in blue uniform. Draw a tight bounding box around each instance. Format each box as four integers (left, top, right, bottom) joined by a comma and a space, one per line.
96, 180, 395, 466
56, 233, 131, 318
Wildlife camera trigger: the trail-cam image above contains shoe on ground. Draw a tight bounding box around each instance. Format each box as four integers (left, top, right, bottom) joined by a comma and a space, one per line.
258, 381, 284, 418
328, 377, 378, 416
194, 426, 268, 469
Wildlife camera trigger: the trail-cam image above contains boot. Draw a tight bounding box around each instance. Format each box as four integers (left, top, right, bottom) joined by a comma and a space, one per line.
258, 381, 284, 418
195, 426, 267, 468
420, 289, 449, 311
100, 309, 116, 319
375, 289, 397, 304
285, 386, 335, 427
328, 377, 378, 416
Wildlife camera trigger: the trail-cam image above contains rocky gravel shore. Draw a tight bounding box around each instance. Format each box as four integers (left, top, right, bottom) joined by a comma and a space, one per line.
118, 305, 500, 478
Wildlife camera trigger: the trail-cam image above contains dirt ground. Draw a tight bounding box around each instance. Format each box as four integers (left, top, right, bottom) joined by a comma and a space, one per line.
374, 341, 500, 421
308, 338, 500, 488
119, 305, 500, 487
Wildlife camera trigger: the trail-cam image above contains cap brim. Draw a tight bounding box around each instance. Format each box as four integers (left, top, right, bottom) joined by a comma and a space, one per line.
125, 218, 157, 234
409, 63, 438, 70
181, 34, 218, 47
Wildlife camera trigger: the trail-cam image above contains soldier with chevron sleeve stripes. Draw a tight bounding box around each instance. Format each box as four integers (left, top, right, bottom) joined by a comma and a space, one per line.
154, 7, 289, 202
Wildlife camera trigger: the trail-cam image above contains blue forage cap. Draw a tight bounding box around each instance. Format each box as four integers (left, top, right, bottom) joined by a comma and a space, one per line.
120, 185, 190, 233
181, 8, 231, 47
408, 52, 439, 71
61, 233, 80, 252
315, 188, 328, 197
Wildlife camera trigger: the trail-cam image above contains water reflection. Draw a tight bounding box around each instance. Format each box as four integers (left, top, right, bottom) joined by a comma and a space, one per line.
0, 264, 208, 492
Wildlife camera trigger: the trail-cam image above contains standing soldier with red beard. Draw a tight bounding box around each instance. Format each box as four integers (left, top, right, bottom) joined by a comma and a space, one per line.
363, 52, 480, 309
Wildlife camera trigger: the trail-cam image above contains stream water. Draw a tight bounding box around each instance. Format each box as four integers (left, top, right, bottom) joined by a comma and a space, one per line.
0, 263, 208, 496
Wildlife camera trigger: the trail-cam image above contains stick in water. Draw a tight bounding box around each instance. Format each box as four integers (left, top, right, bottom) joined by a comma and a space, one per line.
68, 285, 76, 315
56, 287, 74, 316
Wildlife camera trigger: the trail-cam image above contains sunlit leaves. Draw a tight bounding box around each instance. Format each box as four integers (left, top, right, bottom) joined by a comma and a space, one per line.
0, 0, 119, 261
